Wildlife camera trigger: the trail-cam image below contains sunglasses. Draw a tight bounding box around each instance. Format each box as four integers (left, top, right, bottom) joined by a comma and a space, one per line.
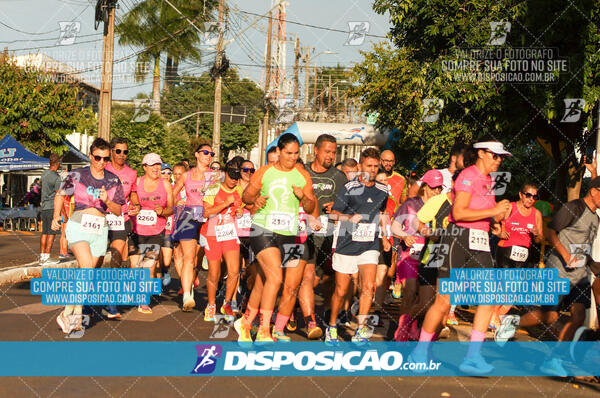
93, 155, 110, 162
113, 149, 129, 155
485, 150, 506, 160
211, 166, 221, 171
198, 150, 215, 157
241, 167, 255, 173
161, 171, 172, 175
521, 192, 539, 200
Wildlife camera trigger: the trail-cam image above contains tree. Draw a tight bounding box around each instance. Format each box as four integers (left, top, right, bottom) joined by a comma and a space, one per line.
0, 59, 84, 155
110, 110, 190, 172
353, 0, 600, 202
161, 68, 264, 160
116, 0, 216, 114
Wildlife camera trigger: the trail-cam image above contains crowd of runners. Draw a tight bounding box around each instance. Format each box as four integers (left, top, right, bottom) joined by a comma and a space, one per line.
45, 133, 600, 375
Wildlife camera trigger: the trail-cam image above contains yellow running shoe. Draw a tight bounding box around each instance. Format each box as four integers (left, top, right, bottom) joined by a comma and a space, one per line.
234, 318, 253, 344
255, 326, 275, 345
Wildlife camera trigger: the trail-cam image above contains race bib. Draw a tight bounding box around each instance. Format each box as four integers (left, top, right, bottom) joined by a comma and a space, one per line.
314, 215, 329, 235
165, 216, 173, 231
352, 223, 377, 242
468, 229, 490, 252
298, 220, 307, 234
267, 212, 293, 231
215, 223, 237, 242
409, 243, 425, 259
137, 209, 157, 226
105, 214, 125, 231
509, 245, 528, 262
81, 214, 104, 235
237, 213, 252, 229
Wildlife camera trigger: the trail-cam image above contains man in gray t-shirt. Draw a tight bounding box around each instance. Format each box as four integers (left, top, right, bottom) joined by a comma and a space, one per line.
39, 154, 62, 264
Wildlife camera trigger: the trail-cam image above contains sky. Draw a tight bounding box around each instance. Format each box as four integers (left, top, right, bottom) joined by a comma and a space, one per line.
0, 0, 391, 100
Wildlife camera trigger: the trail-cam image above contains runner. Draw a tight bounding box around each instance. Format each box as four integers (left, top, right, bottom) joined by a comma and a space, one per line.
326, 147, 391, 344
51, 138, 125, 333
236, 133, 316, 343
380, 150, 407, 209
392, 169, 444, 341
158, 163, 174, 287
237, 159, 256, 314
172, 144, 217, 312
340, 158, 359, 180
299, 134, 347, 339
498, 176, 600, 376
129, 153, 174, 314
266, 146, 279, 165
170, 162, 188, 294
491, 182, 543, 330
438, 143, 466, 193
201, 158, 244, 322
409, 139, 512, 374
39, 153, 62, 265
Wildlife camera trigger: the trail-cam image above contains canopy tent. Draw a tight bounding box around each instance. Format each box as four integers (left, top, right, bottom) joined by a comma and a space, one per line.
61, 138, 89, 169
0, 134, 49, 172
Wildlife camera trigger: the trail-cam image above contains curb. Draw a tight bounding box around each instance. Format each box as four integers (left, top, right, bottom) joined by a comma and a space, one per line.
0, 254, 113, 286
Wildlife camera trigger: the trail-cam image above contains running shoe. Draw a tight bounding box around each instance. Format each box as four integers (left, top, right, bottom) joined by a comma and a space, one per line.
272, 328, 291, 342
233, 318, 253, 345
459, 354, 494, 375
138, 305, 152, 314
307, 321, 323, 340
539, 357, 567, 377
394, 314, 410, 342
45, 257, 60, 265
162, 272, 171, 287
183, 296, 196, 312
104, 305, 121, 319
446, 312, 459, 326
204, 304, 216, 321
56, 311, 71, 334
230, 301, 240, 315
69, 314, 83, 332
408, 318, 420, 340
324, 326, 339, 345
286, 313, 297, 332
570, 326, 593, 361
220, 303, 234, 320
392, 282, 402, 299
494, 315, 518, 346
351, 326, 370, 345
255, 327, 275, 345
438, 326, 451, 339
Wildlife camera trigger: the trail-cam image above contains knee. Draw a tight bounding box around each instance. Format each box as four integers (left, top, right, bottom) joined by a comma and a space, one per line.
334, 284, 348, 298
362, 282, 375, 297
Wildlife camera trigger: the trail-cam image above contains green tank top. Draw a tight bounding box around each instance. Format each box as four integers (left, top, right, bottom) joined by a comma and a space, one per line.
253, 166, 308, 236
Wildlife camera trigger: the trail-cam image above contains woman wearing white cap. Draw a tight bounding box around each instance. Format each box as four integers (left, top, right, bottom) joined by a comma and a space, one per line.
409, 138, 512, 374
129, 153, 174, 314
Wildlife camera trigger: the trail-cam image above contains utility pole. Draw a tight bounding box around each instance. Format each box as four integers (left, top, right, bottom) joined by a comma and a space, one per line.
303, 47, 311, 114
212, 0, 226, 160
293, 36, 300, 109
260, 9, 274, 165
97, 0, 118, 141
312, 67, 317, 119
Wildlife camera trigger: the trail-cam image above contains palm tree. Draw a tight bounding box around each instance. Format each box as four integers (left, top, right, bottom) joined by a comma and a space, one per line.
116, 0, 216, 114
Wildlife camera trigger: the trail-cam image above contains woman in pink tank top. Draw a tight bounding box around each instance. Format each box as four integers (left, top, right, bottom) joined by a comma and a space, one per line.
130, 153, 174, 314
492, 182, 543, 327
172, 144, 218, 312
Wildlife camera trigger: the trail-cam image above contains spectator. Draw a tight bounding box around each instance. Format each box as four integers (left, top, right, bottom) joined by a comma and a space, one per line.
39, 154, 62, 264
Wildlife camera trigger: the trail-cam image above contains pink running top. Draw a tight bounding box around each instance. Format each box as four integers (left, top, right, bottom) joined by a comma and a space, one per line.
60, 166, 125, 214
498, 202, 537, 248
184, 169, 215, 207
134, 176, 167, 236
448, 165, 496, 231
105, 162, 137, 221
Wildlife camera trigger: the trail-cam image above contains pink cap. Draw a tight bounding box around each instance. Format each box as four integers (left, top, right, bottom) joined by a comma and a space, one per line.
419, 169, 444, 188
142, 153, 162, 166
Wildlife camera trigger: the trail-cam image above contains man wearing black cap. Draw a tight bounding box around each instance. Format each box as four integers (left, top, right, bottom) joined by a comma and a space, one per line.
498, 175, 600, 377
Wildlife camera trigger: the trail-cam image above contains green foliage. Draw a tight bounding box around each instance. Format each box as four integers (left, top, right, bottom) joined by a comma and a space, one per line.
0, 60, 83, 155
355, 0, 600, 197
161, 69, 264, 160
110, 110, 190, 172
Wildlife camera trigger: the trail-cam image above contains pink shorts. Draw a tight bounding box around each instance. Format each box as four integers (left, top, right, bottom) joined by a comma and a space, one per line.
395, 252, 419, 283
